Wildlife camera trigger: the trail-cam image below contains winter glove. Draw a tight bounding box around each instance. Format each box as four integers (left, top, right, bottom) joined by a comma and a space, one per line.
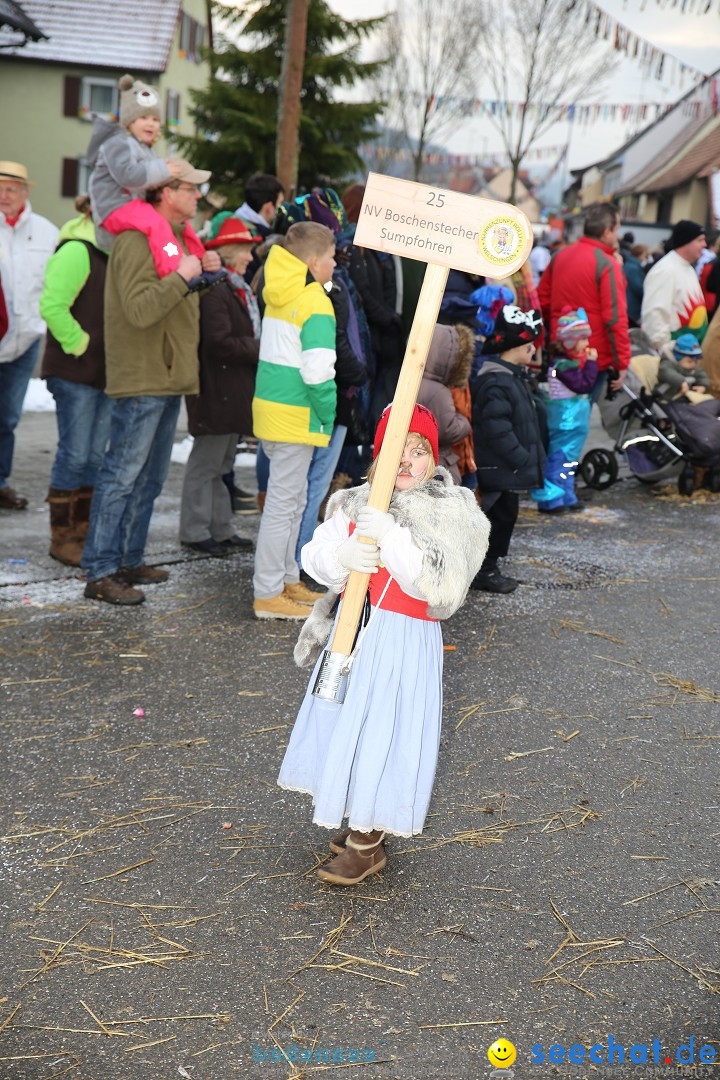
354, 506, 394, 542
336, 535, 380, 574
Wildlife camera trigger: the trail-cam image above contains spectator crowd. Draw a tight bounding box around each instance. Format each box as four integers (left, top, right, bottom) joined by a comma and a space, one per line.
2, 73, 720, 612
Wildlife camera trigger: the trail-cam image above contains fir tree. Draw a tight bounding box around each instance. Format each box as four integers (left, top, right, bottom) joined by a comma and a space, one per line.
177, 0, 386, 195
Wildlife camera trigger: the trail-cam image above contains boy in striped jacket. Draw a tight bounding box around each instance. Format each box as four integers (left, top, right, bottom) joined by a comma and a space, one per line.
252, 222, 338, 620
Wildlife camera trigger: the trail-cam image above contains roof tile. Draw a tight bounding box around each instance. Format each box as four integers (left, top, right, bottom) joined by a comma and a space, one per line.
0, 0, 182, 71
622, 117, 720, 194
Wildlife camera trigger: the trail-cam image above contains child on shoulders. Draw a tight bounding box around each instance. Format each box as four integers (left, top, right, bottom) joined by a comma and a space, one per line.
88, 74, 208, 282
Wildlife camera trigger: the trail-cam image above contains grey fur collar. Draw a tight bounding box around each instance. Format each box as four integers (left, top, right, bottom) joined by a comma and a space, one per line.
294, 467, 490, 667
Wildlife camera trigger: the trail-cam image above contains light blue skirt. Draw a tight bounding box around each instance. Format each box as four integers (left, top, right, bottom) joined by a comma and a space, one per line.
278, 608, 444, 837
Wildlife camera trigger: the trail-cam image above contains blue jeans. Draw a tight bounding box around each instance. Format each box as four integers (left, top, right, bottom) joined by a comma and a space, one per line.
295, 424, 348, 562
82, 395, 181, 580
256, 440, 270, 494
46, 377, 113, 490
0, 339, 41, 487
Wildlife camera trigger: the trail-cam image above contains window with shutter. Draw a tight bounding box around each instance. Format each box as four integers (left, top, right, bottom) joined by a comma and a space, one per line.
79, 77, 118, 122
61, 159, 79, 198
63, 76, 81, 118
166, 89, 181, 128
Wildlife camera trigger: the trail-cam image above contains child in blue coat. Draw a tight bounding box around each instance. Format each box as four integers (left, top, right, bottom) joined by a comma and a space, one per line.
532, 307, 598, 513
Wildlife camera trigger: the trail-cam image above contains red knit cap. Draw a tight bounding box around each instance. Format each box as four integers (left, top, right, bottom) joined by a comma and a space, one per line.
373, 403, 439, 464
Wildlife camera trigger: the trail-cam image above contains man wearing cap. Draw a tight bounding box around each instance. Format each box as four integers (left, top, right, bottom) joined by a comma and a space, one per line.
641, 220, 708, 355
81, 161, 221, 605
0, 161, 59, 509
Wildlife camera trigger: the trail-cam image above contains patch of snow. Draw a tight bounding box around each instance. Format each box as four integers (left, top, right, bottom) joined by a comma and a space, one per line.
171, 435, 256, 469
23, 379, 55, 412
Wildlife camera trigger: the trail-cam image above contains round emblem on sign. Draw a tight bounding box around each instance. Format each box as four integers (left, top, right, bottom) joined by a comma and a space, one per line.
479, 216, 525, 265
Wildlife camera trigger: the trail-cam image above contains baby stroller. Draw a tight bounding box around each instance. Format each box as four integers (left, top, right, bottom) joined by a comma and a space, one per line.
580, 335, 720, 496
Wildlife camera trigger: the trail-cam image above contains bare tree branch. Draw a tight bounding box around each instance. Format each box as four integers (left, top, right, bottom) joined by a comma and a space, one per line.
373, 0, 485, 180
481, 0, 618, 203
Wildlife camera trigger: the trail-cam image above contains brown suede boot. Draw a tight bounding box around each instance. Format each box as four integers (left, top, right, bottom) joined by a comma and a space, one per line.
73, 486, 94, 540
316, 830, 387, 886
47, 488, 83, 567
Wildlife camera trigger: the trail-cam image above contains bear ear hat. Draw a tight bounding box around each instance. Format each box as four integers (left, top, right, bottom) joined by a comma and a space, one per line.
118, 74, 135, 91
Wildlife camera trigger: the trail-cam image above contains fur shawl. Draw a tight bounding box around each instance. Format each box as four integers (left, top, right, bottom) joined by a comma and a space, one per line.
294, 467, 490, 667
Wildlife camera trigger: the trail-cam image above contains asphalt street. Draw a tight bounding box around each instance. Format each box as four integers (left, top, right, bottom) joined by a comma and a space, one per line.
0, 408, 718, 1080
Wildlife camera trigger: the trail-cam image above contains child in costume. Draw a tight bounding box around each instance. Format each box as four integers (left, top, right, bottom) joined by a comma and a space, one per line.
471, 303, 546, 593
278, 403, 490, 885
417, 323, 475, 485
532, 307, 598, 513
88, 74, 208, 281
655, 332, 710, 403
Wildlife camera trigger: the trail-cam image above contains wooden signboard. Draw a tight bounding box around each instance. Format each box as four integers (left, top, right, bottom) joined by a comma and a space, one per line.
314, 174, 532, 693
353, 171, 532, 277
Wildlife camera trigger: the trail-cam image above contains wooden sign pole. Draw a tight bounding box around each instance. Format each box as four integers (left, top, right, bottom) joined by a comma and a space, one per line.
329, 261, 449, 658
312, 172, 532, 701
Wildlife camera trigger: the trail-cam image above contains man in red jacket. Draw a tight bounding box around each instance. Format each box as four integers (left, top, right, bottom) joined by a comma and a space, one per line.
538, 202, 631, 394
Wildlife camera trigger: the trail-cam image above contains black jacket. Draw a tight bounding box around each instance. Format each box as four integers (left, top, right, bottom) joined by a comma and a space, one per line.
186, 282, 259, 437
348, 246, 404, 368
329, 278, 368, 428
471, 358, 546, 491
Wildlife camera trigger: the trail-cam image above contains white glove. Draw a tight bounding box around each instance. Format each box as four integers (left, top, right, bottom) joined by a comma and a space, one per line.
336, 535, 380, 574
354, 505, 394, 542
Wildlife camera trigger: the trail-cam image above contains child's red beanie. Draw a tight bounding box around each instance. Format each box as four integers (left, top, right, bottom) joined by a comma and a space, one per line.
373, 403, 440, 464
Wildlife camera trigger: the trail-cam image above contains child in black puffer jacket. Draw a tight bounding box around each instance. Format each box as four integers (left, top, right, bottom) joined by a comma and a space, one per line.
471, 303, 546, 593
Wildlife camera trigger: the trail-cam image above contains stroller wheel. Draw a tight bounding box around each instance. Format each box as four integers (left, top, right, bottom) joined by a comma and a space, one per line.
580, 448, 618, 490
678, 464, 694, 497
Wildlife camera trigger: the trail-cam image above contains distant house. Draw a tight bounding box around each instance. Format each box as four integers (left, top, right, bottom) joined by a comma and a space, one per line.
615, 113, 720, 230
481, 166, 542, 223
567, 70, 720, 233
0, 0, 212, 226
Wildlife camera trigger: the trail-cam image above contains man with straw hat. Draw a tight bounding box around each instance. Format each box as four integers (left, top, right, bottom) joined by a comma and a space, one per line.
0, 161, 58, 509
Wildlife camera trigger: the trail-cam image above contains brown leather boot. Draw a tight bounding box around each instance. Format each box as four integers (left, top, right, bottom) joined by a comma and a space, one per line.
47, 488, 83, 567
316, 830, 387, 885
73, 486, 94, 540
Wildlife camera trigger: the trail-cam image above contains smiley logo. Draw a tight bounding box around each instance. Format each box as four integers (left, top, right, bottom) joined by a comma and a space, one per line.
488, 1039, 517, 1068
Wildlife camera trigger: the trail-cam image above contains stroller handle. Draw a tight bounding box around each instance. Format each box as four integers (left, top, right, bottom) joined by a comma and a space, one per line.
605, 367, 619, 401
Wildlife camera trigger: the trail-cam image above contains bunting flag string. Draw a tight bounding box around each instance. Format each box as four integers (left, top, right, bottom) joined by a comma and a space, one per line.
358, 145, 494, 167
587, 1, 710, 85
389, 87, 718, 125
642, 0, 720, 10
358, 144, 571, 171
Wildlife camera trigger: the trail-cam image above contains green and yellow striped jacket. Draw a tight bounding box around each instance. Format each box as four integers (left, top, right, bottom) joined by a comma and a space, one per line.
252, 244, 336, 447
